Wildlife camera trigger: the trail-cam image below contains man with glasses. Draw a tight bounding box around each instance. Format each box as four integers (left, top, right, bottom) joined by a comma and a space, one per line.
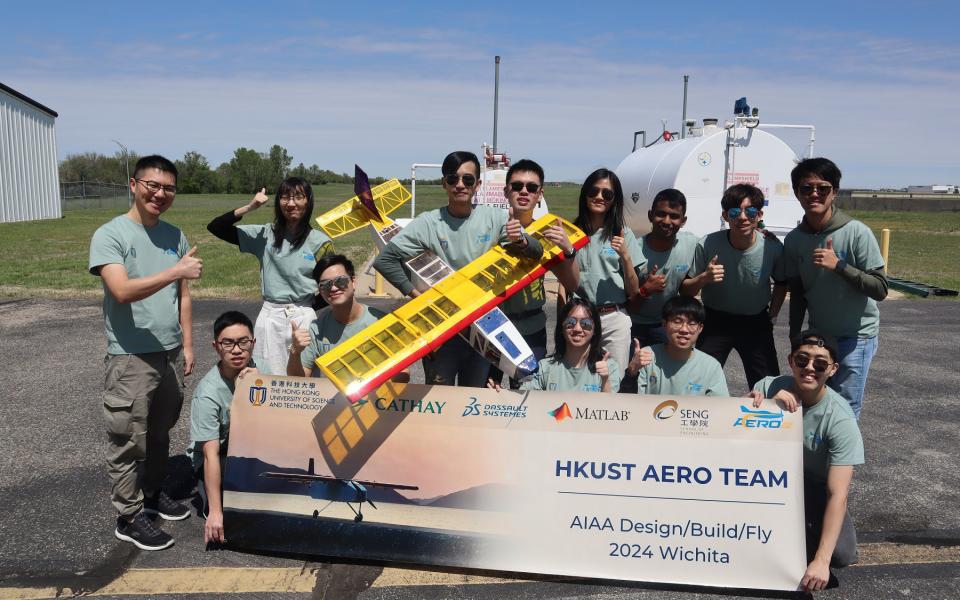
373, 151, 542, 387
784, 158, 887, 419
681, 184, 787, 389
88, 155, 201, 550
748, 330, 862, 592
188, 311, 256, 546
620, 296, 729, 396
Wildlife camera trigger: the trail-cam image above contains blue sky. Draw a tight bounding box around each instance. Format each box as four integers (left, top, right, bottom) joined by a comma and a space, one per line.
3, 1, 958, 187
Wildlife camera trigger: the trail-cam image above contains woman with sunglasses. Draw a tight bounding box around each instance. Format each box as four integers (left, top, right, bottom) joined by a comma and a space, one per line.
505, 298, 621, 393
373, 151, 543, 388
748, 330, 862, 593
567, 168, 641, 377
207, 177, 333, 374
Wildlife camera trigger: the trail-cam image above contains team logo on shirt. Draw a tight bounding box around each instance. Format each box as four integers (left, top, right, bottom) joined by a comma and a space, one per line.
164, 248, 179, 256
733, 406, 788, 429
249, 379, 267, 406
685, 381, 703, 394
675, 263, 690, 274
476, 233, 491, 243
302, 251, 315, 261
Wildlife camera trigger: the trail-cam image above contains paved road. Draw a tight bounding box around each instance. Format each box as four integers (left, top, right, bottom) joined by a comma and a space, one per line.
0, 295, 957, 599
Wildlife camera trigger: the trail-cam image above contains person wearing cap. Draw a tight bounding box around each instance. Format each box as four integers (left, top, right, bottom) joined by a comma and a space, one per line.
681, 183, 787, 389
372, 150, 543, 387
784, 158, 887, 419
748, 329, 863, 593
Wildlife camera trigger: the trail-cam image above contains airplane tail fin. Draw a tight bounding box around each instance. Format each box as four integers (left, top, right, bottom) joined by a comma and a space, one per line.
354, 165, 382, 220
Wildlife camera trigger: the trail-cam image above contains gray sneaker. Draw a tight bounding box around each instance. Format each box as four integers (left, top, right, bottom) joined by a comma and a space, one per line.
143, 491, 190, 521
115, 513, 174, 551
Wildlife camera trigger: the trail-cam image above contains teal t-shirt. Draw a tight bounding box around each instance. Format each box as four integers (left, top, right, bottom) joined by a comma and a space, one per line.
636, 345, 729, 396
301, 304, 385, 376
88, 215, 189, 355
689, 231, 786, 315
633, 231, 699, 324
753, 375, 864, 482
187, 364, 236, 471
520, 356, 622, 393
500, 275, 547, 335
784, 219, 884, 337
574, 228, 644, 306
237, 225, 333, 304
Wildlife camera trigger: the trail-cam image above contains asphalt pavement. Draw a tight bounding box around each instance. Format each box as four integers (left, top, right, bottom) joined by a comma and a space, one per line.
0, 293, 958, 599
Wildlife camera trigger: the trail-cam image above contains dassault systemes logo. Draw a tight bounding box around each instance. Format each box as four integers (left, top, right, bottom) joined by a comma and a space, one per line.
549, 402, 572, 423
462, 398, 481, 417
653, 399, 679, 420
733, 405, 787, 429
249, 379, 267, 406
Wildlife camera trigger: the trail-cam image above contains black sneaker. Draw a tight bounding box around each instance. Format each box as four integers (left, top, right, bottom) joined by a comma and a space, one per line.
143, 491, 191, 521
115, 513, 174, 551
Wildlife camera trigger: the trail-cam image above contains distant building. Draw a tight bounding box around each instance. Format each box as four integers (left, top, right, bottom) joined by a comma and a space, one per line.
0, 82, 60, 223
906, 185, 959, 194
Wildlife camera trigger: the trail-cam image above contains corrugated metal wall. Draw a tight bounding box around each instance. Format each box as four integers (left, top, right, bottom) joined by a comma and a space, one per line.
0, 89, 61, 223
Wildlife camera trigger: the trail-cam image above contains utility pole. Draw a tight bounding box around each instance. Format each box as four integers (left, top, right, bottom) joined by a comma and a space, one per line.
112, 139, 131, 207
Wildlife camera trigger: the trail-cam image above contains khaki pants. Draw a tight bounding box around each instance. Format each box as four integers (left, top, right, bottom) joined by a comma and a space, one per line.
103, 348, 184, 517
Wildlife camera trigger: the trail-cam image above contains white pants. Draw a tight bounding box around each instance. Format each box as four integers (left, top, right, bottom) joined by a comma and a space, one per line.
253, 301, 317, 375
599, 308, 632, 380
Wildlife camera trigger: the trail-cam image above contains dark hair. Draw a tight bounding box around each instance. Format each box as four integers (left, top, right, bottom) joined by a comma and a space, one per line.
213, 310, 253, 338
312, 254, 355, 281
272, 176, 315, 251
721, 183, 765, 211
552, 298, 604, 373
441, 151, 481, 177
790, 329, 839, 362
505, 159, 544, 185
133, 155, 178, 181
573, 168, 625, 243
791, 157, 841, 190
662, 295, 705, 324
651, 188, 687, 214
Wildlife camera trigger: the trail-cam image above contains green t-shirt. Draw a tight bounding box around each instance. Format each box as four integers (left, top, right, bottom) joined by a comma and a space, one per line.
689, 231, 786, 315
520, 356, 622, 393
386, 205, 513, 270
632, 231, 699, 324
237, 225, 333, 304
187, 364, 236, 471
753, 375, 864, 482
301, 304, 385, 376
783, 219, 884, 337
88, 215, 189, 355
500, 275, 547, 335
636, 345, 729, 396
574, 228, 644, 306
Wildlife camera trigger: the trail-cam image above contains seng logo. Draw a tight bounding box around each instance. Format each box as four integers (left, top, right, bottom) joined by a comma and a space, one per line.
653, 399, 679, 420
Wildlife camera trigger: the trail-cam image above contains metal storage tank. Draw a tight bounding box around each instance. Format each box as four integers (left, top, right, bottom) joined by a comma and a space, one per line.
0, 82, 61, 223
616, 117, 811, 239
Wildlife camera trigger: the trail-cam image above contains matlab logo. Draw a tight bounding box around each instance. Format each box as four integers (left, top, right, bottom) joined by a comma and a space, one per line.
549, 402, 573, 423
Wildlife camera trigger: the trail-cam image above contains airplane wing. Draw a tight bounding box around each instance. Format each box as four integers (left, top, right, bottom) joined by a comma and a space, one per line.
261, 471, 418, 491
316, 214, 588, 400
314, 178, 412, 238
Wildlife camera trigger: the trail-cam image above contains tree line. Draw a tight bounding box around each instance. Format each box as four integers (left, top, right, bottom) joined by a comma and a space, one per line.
57, 145, 440, 194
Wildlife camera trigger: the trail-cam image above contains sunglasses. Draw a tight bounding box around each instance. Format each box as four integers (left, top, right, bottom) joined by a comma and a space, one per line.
318, 275, 351, 293
509, 181, 541, 193
444, 173, 477, 187
798, 184, 833, 197
562, 316, 595, 331
727, 206, 759, 220
589, 187, 614, 202
792, 354, 833, 373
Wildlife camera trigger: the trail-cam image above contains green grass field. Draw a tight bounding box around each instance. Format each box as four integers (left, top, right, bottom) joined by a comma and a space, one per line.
1, 185, 957, 299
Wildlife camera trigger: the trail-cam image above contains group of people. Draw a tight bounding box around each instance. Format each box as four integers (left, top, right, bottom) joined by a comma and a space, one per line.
88, 150, 885, 592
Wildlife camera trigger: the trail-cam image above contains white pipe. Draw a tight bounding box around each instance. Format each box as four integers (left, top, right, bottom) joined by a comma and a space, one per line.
757, 123, 816, 158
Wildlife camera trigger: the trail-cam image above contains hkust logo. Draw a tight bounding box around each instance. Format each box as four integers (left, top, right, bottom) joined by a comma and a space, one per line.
249, 379, 267, 406
733, 405, 790, 429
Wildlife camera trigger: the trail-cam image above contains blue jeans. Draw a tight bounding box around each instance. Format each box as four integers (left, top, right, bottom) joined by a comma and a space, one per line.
828, 335, 878, 420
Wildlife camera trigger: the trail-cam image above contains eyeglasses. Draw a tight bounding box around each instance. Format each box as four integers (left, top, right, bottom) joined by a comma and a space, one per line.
589, 187, 614, 202
279, 194, 308, 204
666, 317, 702, 330
792, 353, 833, 373
318, 275, 351, 293
797, 184, 834, 197
727, 206, 760, 220
509, 181, 541, 193
444, 173, 477, 187
136, 179, 177, 195
562, 316, 595, 331
218, 337, 253, 351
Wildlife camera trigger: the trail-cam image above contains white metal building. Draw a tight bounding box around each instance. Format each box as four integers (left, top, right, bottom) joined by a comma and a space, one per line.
0, 82, 60, 223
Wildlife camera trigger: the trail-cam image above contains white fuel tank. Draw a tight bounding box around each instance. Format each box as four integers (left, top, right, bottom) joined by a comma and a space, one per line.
616, 125, 804, 239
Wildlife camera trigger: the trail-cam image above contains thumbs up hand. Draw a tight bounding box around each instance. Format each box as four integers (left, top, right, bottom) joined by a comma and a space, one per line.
704, 254, 725, 284
176, 246, 203, 280
289, 321, 311, 356
596, 351, 611, 380
611, 228, 628, 258
812, 238, 839, 270
249, 187, 269, 210
643, 264, 667, 295
506, 204, 525, 245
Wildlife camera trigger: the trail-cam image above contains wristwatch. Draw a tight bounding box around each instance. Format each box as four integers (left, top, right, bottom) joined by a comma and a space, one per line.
563, 246, 578, 259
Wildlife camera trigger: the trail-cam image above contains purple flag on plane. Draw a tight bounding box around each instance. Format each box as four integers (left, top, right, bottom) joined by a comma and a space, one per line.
354, 164, 381, 220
